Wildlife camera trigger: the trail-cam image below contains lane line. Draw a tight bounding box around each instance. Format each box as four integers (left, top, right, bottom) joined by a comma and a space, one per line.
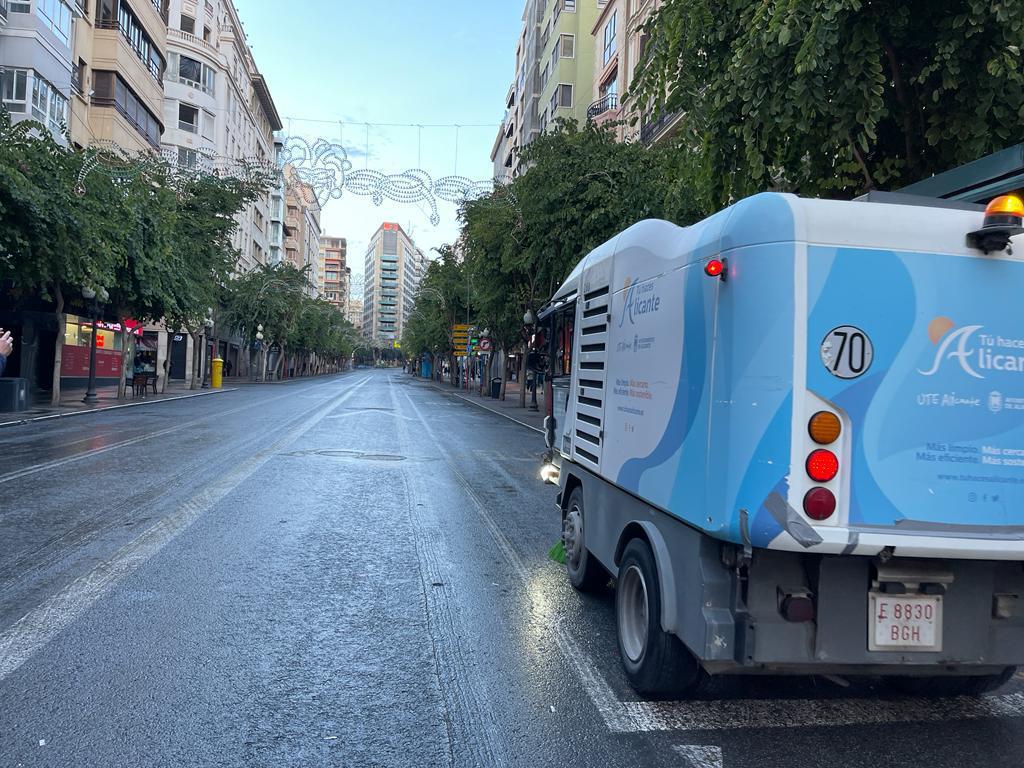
674, 745, 724, 768
0, 377, 346, 487
404, 383, 1024, 736
0, 376, 370, 684
422, 382, 545, 434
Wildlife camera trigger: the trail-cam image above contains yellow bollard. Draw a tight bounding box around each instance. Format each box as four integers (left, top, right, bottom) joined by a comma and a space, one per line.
211, 357, 223, 389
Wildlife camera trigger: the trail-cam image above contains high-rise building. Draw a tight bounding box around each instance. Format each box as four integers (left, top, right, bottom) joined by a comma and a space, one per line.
362, 222, 423, 344
0, 1, 76, 145
318, 236, 349, 310
161, 0, 282, 273
490, 0, 543, 178
587, 0, 681, 146
66, 0, 168, 153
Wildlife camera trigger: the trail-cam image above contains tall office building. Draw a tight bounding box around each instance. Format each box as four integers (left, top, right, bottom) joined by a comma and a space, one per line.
318, 236, 349, 310
161, 0, 282, 273
362, 222, 423, 344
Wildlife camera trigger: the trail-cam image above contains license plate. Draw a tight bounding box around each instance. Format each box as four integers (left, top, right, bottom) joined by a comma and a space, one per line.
868, 594, 943, 652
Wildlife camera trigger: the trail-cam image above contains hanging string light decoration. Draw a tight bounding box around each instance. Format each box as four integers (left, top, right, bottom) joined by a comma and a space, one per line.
76, 133, 508, 226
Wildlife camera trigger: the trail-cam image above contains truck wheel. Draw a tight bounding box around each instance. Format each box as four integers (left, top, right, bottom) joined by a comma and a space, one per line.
887, 666, 1016, 697
616, 538, 705, 698
563, 487, 607, 592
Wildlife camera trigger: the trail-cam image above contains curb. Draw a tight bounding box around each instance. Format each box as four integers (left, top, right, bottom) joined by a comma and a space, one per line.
0, 387, 239, 429
425, 382, 545, 435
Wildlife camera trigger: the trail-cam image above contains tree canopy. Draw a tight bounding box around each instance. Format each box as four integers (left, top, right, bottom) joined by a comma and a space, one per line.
630, 0, 1024, 206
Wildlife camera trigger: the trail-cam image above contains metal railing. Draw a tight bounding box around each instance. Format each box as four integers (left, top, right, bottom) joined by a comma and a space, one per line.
640, 109, 682, 145
587, 93, 618, 119
0, 0, 10, 23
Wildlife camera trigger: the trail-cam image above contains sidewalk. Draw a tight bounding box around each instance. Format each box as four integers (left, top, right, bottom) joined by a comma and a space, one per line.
417, 375, 547, 433
0, 381, 237, 429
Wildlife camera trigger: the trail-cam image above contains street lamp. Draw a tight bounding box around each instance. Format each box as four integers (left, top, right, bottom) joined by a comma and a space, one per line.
523, 310, 539, 411
201, 308, 214, 389
255, 324, 265, 382
81, 286, 108, 404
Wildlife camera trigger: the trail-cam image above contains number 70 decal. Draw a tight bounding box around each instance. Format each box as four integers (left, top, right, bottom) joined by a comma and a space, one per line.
821, 326, 874, 379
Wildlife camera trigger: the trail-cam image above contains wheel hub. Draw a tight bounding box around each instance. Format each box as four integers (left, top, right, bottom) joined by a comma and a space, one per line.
618, 564, 649, 663
563, 505, 584, 570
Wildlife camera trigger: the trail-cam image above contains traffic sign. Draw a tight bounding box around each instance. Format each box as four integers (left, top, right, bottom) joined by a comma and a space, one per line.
479, 338, 492, 352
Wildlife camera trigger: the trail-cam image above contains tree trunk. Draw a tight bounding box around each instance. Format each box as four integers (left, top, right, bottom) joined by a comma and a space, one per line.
117, 314, 131, 400
50, 285, 65, 406
190, 329, 202, 390
518, 348, 528, 408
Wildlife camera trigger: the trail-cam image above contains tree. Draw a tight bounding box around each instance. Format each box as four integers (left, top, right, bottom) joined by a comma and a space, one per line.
402, 247, 468, 386
630, 0, 1024, 207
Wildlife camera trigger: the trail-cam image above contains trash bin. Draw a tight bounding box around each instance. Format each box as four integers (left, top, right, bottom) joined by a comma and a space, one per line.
211, 357, 223, 389
490, 377, 502, 399
0, 378, 29, 412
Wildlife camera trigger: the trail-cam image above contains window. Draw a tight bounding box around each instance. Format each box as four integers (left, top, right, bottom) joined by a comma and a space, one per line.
177, 147, 198, 168
36, 0, 73, 45
203, 26, 211, 42
1, 69, 29, 114
550, 83, 572, 112
10, 1, 31, 12
560, 34, 575, 58
171, 53, 216, 95
178, 103, 198, 133
603, 11, 618, 66
201, 109, 215, 140
179, 13, 195, 34
31, 75, 68, 134
93, 70, 162, 147
115, 1, 166, 83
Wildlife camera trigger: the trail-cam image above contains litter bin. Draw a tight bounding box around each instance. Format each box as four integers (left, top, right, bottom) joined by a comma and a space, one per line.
211, 357, 223, 389
490, 377, 502, 399
0, 378, 29, 412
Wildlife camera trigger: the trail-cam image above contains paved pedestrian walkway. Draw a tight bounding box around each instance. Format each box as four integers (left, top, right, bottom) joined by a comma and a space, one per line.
414, 374, 547, 433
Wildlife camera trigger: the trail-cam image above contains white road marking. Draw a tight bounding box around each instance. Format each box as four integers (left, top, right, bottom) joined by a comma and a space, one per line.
408, 384, 1024, 737
674, 745, 723, 768
0, 377, 369, 683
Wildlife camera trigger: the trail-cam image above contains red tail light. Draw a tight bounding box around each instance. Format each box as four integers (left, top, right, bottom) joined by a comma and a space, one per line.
803, 488, 836, 520
806, 449, 839, 482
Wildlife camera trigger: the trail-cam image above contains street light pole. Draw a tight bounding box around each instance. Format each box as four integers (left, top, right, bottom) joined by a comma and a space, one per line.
81, 286, 108, 405
524, 309, 539, 412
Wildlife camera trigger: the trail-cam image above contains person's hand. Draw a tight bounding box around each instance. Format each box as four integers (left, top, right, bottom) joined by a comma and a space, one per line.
0, 331, 12, 359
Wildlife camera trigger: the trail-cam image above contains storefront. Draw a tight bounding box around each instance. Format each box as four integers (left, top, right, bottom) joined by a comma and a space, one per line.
59, 316, 145, 387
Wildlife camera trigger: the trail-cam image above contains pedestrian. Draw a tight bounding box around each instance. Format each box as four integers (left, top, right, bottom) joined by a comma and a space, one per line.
0, 329, 12, 377
224, 358, 233, 377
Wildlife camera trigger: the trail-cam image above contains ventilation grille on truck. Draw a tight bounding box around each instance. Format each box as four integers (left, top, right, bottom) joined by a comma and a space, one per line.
573, 285, 609, 472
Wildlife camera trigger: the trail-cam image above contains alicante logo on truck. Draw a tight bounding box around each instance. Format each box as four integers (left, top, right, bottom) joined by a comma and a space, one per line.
918, 318, 1024, 379
618, 277, 661, 328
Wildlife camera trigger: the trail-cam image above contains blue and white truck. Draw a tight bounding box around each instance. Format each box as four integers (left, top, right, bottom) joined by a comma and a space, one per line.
539, 192, 1024, 697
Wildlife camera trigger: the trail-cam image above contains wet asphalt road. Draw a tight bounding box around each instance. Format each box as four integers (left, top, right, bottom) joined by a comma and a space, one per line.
2, 369, 1024, 767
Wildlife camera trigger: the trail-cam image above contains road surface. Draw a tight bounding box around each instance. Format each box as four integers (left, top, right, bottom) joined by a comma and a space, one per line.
1, 369, 1023, 767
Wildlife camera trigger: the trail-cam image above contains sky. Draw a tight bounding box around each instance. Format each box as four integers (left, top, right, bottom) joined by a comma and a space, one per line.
237, 0, 525, 297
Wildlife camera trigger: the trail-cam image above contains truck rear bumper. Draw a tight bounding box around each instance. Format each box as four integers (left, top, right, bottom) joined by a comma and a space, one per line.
769, 524, 1024, 561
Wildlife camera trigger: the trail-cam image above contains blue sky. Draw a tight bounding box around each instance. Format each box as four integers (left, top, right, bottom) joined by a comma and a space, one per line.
237, 0, 524, 293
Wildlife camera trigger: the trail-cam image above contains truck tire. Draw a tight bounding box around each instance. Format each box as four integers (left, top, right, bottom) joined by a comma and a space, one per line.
616, 538, 705, 698
887, 666, 1016, 697
563, 487, 607, 592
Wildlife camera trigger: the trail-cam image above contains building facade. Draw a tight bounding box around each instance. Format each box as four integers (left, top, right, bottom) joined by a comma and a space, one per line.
587, 0, 682, 146
537, 0, 600, 135
0, 0, 77, 145
318, 236, 349, 310
68, 0, 168, 153
161, 0, 283, 274
362, 222, 423, 344
490, 0, 543, 178
283, 175, 321, 296
346, 298, 363, 332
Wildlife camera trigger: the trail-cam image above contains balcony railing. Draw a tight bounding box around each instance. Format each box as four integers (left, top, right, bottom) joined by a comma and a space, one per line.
71, 68, 83, 97
587, 93, 618, 120
0, 0, 9, 24
168, 27, 219, 57
640, 109, 682, 145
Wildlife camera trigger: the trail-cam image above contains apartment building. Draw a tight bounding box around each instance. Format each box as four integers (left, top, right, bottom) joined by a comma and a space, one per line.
362, 222, 423, 344
587, 0, 682, 146
318, 236, 349, 310
0, 0, 76, 144
283, 175, 321, 296
161, 0, 282, 274
65, 0, 168, 152
490, 0, 543, 178
268, 136, 285, 265
346, 298, 362, 332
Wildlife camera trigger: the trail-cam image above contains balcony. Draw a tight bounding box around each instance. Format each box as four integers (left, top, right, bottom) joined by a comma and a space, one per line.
0, 0, 8, 26
167, 28, 219, 60
587, 93, 618, 120
640, 109, 683, 146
